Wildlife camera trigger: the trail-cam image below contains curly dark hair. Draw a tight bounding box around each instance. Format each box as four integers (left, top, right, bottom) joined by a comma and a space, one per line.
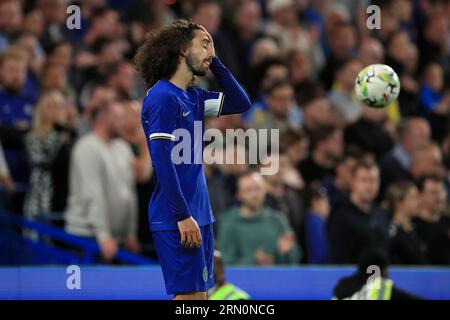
133, 19, 203, 87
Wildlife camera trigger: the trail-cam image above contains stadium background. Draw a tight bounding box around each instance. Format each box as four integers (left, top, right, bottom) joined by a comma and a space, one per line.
0, 0, 450, 299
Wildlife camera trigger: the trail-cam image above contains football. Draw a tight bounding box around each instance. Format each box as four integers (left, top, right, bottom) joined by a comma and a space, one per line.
354, 64, 401, 108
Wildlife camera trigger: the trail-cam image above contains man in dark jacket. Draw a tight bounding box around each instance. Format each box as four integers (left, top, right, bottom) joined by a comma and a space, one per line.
328, 158, 389, 264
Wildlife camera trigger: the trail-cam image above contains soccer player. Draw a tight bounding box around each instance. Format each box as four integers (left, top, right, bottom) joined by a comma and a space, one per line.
133, 20, 251, 300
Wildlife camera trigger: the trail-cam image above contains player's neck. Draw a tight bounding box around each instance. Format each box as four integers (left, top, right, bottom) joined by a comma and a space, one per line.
169, 61, 194, 91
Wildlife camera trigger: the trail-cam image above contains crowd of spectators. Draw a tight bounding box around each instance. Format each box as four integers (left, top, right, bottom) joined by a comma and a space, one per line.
0, 0, 449, 265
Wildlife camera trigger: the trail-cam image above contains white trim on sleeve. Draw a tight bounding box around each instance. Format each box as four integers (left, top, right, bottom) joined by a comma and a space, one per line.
204, 92, 224, 118
149, 132, 176, 141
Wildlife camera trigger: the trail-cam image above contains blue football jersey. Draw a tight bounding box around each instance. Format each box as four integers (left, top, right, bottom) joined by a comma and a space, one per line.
141, 79, 224, 231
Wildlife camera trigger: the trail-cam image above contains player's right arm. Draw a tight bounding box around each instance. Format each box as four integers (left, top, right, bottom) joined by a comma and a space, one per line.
143, 93, 202, 248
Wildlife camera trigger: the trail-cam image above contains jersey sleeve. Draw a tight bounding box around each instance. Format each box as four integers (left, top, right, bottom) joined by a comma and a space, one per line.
142, 94, 192, 221
198, 88, 225, 118
144, 94, 179, 141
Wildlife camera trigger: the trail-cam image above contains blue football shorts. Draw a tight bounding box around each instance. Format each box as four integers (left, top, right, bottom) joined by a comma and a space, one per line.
152, 223, 215, 296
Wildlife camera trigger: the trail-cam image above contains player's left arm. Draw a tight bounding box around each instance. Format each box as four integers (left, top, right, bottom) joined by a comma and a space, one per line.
205, 56, 251, 117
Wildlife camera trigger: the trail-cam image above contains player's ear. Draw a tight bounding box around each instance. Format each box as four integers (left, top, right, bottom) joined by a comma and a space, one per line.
180, 47, 189, 58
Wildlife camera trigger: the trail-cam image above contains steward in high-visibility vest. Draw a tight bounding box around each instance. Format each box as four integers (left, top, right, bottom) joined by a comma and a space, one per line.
209, 283, 250, 300
332, 248, 422, 300
208, 250, 251, 300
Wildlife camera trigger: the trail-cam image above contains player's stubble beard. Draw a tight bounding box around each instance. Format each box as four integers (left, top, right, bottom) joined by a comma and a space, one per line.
186, 52, 208, 77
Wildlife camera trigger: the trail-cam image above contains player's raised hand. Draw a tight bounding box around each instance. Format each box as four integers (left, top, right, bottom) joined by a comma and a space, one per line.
177, 217, 202, 248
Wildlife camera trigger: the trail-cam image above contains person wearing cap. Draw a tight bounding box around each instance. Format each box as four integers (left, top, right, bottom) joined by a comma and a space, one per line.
208, 250, 250, 300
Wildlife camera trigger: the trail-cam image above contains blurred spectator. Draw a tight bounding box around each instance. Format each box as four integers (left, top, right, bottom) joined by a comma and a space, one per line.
379, 117, 431, 197
260, 153, 305, 245
328, 158, 389, 264
414, 175, 450, 265
23, 91, 75, 223
357, 37, 384, 68
301, 97, 336, 135
384, 181, 429, 265
0, 47, 38, 194
280, 127, 309, 174
22, 8, 45, 39
418, 13, 449, 73
420, 63, 450, 142
322, 145, 364, 207
328, 58, 363, 124
218, 171, 301, 265
247, 57, 289, 103
65, 100, 139, 262
106, 61, 139, 100
299, 124, 343, 184
0, 141, 14, 195
0, 0, 23, 51
76, 84, 116, 136
320, 21, 356, 90
0, 47, 38, 128
249, 79, 301, 133
265, 0, 311, 53
344, 105, 395, 160
409, 142, 445, 182
304, 182, 330, 264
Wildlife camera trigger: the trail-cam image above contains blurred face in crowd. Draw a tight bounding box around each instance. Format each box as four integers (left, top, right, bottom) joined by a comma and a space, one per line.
234, 0, 262, 37
420, 179, 447, 216
261, 64, 289, 91
396, 186, 419, 218
116, 63, 136, 94
49, 43, 73, 70
390, 0, 413, 22
93, 9, 121, 39
0, 56, 27, 92
39, 0, 68, 25
336, 155, 359, 192
267, 84, 295, 119
23, 9, 45, 37
402, 118, 431, 153
303, 98, 336, 130
107, 102, 126, 138
387, 31, 411, 64
99, 41, 123, 69
39, 91, 66, 126
424, 64, 444, 92
330, 24, 356, 58
351, 166, 380, 205
270, 3, 298, 28
289, 50, 311, 84
84, 85, 116, 117
316, 129, 344, 164
410, 144, 444, 180
237, 173, 267, 212
0, 0, 22, 35
185, 28, 215, 77
286, 136, 309, 165
424, 14, 449, 45
358, 38, 384, 67
192, 3, 221, 35
250, 38, 281, 66
337, 60, 362, 92
42, 64, 67, 91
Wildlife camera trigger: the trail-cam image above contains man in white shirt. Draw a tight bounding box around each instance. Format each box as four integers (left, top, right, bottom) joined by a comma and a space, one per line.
65, 100, 139, 262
